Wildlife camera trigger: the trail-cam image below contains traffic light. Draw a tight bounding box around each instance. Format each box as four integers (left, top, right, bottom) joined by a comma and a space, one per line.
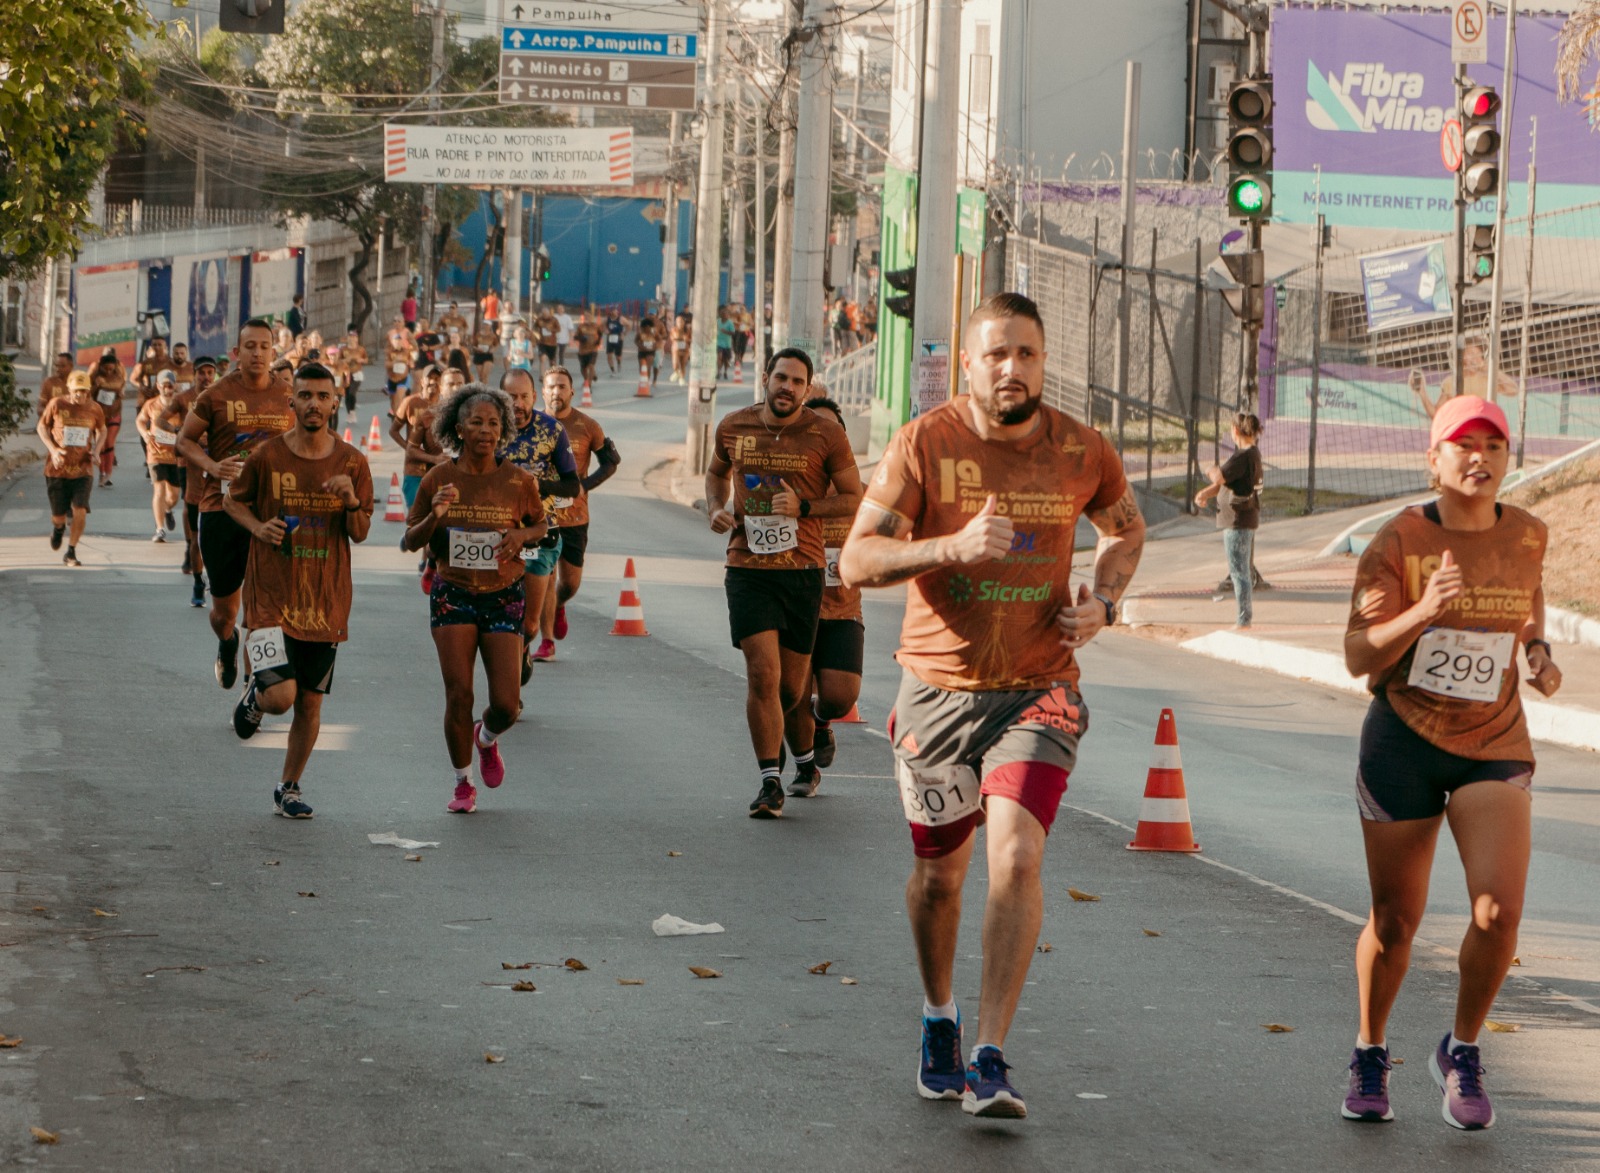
1220, 249, 1265, 328
883, 266, 915, 322
1225, 79, 1273, 221
535, 243, 552, 282
220, 0, 284, 33
1468, 224, 1495, 283
1459, 85, 1501, 200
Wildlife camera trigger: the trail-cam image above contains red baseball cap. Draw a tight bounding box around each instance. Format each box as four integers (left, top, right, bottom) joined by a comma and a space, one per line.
1430, 395, 1510, 448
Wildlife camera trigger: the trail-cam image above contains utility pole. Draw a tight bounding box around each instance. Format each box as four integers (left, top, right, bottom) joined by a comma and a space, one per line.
1486, 0, 1518, 396
1452, 63, 1468, 386
753, 103, 769, 387
771, 80, 797, 347
685, 0, 728, 474
1515, 117, 1537, 468
661, 112, 681, 310
1111, 61, 1141, 431
419, 1, 447, 323
727, 96, 747, 311
503, 189, 522, 322
784, 0, 835, 358
911, 0, 962, 409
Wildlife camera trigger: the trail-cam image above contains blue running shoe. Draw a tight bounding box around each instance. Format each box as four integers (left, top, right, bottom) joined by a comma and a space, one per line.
917, 1012, 964, 1101
963, 1045, 1026, 1118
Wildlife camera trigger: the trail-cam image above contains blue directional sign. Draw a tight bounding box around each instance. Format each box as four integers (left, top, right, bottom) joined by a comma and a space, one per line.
501, 27, 697, 58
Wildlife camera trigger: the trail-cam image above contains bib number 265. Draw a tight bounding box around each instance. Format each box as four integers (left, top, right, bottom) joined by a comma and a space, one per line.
896, 761, 982, 827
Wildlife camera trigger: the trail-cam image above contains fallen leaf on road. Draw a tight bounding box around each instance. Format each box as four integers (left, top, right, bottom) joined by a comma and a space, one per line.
667, 851, 682, 857
564, 958, 589, 971
404, 854, 423, 863
1067, 888, 1100, 903
1142, 929, 1162, 937
502, 962, 534, 971
1510, 956, 1522, 966
1392, 1058, 1405, 1065
511, 981, 537, 992
1037, 942, 1054, 953
688, 966, 722, 979
263, 861, 280, 867
485, 1053, 505, 1064
1261, 1024, 1294, 1033
31, 1127, 57, 1145
297, 892, 317, 899
617, 979, 645, 986
31, 906, 46, 912
1484, 1019, 1520, 1033
91, 908, 118, 918
807, 961, 834, 975
0, 1036, 21, 1048
840, 977, 858, 986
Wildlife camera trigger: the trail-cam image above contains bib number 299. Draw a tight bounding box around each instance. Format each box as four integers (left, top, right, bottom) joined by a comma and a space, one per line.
448, 528, 501, 571
896, 761, 982, 827
1406, 628, 1513, 703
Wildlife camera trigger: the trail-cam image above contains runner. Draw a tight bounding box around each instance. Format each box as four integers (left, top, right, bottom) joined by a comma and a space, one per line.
389, 365, 448, 512
131, 338, 176, 484
506, 322, 534, 374
413, 320, 444, 375
604, 308, 626, 373
225, 362, 374, 818
716, 306, 736, 380
403, 382, 548, 814
837, 292, 1146, 1119
802, 393, 863, 769
535, 306, 559, 375
573, 311, 602, 398
1340, 395, 1560, 1131
730, 306, 750, 375
170, 342, 196, 391
444, 329, 471, 376
34, 352, 73, 416
135, 370, 186, 542
636, 314, 660, 388
471, 315, 499, 384
540, 364, 621, 650
179, 356, 219, 606
704, 347, 862, 815
385, 317, 415, 401
175, 319, 294, 689
555, 304, 574, 367
438, 300, 469, 339
36, 370, 106, 567
671, 313, 691, 382
339, 327, 369, 428
499, 367, 581, 674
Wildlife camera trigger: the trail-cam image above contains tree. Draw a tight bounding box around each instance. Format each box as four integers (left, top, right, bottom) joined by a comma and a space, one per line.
0, 0, 155, 280
1557, 1, 1600, 102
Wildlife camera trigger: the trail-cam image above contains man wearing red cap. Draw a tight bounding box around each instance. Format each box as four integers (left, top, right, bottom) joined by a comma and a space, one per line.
1339, 394, 1561, 1132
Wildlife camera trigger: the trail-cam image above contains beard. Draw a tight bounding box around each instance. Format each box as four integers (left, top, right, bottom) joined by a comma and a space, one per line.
767, 392, 799, 417
978, 381, 1042, 426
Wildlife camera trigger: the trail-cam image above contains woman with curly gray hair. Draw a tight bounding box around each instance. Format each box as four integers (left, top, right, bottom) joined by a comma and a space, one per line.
403, 382, 548, 813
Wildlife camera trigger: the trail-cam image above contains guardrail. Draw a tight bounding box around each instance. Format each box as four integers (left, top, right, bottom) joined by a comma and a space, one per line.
818, 340, 875, 415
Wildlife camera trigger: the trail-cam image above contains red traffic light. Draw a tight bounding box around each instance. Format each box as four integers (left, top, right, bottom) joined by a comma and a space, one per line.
1462, 86, 1500, 120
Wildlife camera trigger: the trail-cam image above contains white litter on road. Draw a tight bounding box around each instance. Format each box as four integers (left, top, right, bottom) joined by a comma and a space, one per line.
652, 914, 725, 936
367, 832, 441, 849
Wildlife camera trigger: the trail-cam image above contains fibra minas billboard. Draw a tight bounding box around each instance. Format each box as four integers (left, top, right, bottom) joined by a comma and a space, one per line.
1271, 6, 1599, 233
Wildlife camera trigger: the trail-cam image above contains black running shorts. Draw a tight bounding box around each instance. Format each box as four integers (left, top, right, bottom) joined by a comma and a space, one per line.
812, 618, 864, 675
1355, 694, 1532, 822
199, 509, 253, 598
724, 566, 824, 654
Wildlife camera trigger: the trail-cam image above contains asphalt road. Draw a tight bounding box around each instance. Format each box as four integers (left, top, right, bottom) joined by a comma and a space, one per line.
1, 367, 1596, 1171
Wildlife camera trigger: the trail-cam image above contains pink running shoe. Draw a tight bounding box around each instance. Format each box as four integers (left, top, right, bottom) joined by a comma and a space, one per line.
553, 605, 569, 640
474, 721, 506, 788
532, 638, 556, 662
447, 780, 477, 813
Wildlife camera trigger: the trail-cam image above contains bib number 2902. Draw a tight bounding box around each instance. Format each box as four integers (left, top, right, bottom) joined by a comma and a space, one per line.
744, 513, 797, 555
244, 625, 289, 676
1406, 628, 1513, 703
448, 528, 501, 571
896, 761, 982, 827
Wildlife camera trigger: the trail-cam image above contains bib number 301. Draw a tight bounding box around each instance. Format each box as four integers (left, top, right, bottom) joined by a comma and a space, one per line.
896, 761, 982, 827
744, 513, 798, 555
244, 625, 289, 676
1406, 628, 1514, 703
448, 528, 501, 571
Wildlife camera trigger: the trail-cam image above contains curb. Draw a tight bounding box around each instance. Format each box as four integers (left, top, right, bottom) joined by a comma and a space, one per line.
1178, 629, 1600, 754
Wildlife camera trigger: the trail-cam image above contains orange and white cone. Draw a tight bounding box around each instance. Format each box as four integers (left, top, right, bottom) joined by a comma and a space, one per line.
732, 359, 742, 384
383, 472, 406, 522
342, 426, 354, 444
1126, 708, 1201, 853
366, 415, 384, 452
581, 380, 593, 407
607, 557, 649, 636
835, 701, 865, 724
636, 370, 652, 398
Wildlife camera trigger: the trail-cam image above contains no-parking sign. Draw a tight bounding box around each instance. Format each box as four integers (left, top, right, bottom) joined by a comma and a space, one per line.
1453, 0, 1487, 64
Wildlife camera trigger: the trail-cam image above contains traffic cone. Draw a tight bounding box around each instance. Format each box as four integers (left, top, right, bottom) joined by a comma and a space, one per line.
835, 701, 865, 724
581, 380, 593, 407
1126, 709, 1201, 853
342, 426, 354, 443
366, 415, 384, 452
636, 370, 652, 397
383, 472, 406, 522
607, 557, 649, 636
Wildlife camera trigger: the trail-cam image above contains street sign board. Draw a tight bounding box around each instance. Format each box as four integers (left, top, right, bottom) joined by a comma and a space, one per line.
499, 0, 697, 34
1452, 0, 1487, 64
1440, 119, 1463, 171
498, 75, 696, 110
501, 28, 696, 58
499, 55, 696, 87
383, 124, 633, 187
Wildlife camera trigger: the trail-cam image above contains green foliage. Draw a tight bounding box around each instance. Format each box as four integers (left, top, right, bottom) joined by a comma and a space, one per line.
0, 1, 155, 279
0, 353, 31, 444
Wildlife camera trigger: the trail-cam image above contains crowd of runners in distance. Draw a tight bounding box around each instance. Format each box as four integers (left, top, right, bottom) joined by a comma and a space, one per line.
29, 289, 1562, 1133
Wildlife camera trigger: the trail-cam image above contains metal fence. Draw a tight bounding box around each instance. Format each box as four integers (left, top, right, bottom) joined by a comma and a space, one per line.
819, 340, 876, 416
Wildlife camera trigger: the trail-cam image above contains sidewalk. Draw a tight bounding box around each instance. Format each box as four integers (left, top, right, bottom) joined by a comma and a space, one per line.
1110, 504, 1600, 754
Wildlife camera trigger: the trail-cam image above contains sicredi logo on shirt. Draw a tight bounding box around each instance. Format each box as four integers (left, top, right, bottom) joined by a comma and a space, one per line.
946, 574, 1053, 605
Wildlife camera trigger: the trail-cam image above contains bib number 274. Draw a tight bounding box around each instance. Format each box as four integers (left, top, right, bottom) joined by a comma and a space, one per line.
896, 761, 982, 827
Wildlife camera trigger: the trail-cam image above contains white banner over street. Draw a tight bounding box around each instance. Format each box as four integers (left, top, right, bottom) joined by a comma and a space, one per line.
383, 124, 633, 186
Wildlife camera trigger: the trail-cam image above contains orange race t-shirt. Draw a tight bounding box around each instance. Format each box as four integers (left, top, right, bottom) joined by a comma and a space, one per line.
1348, 503, 1546, 763
394, 392, 444, 478
40, 398, 106, 481
863, 398, 1127, 692
230, 435, 375, 643
139, 397, 188, 466
186, 371, 294, 512
407, 460, 546, 593
711, 405, 857, 572
551, 408, 607, 528
819, 509, 862, 622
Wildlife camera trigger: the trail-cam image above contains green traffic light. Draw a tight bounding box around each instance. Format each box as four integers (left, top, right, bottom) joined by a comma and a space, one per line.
1474, 255, 1493, 279
1229, 178, 1266, 217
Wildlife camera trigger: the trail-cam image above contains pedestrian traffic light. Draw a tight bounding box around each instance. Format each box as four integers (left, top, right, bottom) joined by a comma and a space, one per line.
1225, 79, 1273, 221
1468, 224, 1495, 283
883, 266, 915, 322
535, 244, 552, 282
1460, 85, 1500, 200
1220, 249, 1265, 328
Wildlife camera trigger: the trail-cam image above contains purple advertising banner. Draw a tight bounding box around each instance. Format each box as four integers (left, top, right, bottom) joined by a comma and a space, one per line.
1270, 6, 1600, 230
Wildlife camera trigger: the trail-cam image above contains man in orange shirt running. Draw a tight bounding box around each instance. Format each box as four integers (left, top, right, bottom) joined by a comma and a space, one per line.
840, 293, 1145, 1120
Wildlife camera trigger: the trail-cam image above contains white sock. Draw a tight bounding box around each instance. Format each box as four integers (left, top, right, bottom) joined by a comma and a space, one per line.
1356, 1035, 1385, 1051
477, 724, 498, 748
923, 999, 957, 1022
1449, 1031, 1477, 1051
454, 767, 470, 784
970, 1043, 999, 1063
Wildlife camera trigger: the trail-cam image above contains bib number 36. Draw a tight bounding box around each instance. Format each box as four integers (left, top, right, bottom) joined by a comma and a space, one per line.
1406, 628, 1514, 703
448, 528, 501, 571
744, 513, 798, 555
896, 761, 982, 827
244, 625, 289, 676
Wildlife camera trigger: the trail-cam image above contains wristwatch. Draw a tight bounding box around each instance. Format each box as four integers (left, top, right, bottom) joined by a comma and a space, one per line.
1525, 638, 1552, 659
1092, 591, 1118, 626
799, 499, 811, 518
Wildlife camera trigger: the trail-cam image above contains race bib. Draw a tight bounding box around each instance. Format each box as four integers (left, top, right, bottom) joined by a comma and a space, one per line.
1406, 628, 1514, 703
550, 495, 575, 510
61, 425, 91, 448
178, 382, 191, 392
448, 528, 501, 571
96, 389, 117, 406
150, 426, 179, 447
391, 363, 407, 377
824, 546, 842, 588
744, 513, 798, 555
896, 761, 982, 827
244, 625, 289, 676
